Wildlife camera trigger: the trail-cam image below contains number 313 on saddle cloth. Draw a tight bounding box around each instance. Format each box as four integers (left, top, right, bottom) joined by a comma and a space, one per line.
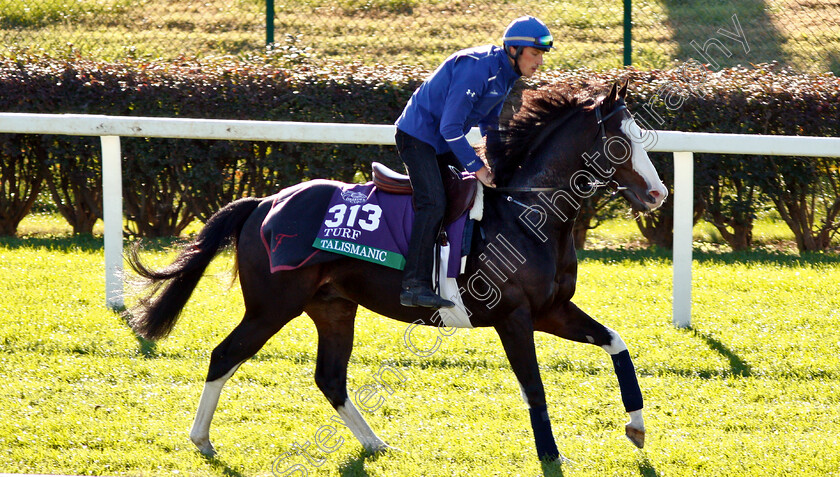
312, 183, 467, 274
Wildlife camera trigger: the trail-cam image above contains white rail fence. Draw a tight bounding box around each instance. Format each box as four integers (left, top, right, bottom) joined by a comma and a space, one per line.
2, 113, 839, 327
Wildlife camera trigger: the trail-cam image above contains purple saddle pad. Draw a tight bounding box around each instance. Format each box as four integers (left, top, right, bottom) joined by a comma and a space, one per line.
261, 182, 467, 277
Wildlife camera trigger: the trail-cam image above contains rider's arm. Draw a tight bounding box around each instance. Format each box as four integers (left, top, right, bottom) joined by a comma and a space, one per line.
439, 60, 487, 173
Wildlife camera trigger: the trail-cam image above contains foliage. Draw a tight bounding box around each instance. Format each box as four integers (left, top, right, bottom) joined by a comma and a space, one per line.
1, 54, 838, 250
529, 63, 840, 251
42, 135, 103, 235
0, 53, 423, 236
762, 156, 840, 251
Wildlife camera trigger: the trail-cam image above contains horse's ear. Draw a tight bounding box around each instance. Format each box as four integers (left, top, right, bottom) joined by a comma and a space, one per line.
605, 82, 618, 107
618, 79, 629, 99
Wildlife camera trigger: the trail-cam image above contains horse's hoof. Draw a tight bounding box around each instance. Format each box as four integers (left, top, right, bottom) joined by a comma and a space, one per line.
625, 424, 645, 449
367, 443, 399, 454
197, 443, 217, 457
191, 435, 217, 456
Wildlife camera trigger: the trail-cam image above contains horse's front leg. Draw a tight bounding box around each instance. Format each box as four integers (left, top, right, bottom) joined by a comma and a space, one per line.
495, 308, 562, 461
534, 301, 646, 449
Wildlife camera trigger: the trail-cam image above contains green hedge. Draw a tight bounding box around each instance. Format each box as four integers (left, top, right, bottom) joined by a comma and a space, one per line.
533, 63, 840, 251
1, 54, 838, 250
0, 54, 424, 236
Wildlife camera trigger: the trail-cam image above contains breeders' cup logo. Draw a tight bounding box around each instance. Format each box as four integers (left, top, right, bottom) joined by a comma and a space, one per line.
341, 190, 368, 205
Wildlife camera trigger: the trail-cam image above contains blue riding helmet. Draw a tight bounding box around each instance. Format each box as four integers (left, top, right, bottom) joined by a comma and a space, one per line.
502, 16, 553, 52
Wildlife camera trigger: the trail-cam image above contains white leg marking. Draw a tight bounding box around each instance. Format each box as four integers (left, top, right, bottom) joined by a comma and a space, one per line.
626, 409, 646, 448
628, 409, 645, 431
189, 362, 242, 456
600, 327, 628, 355
336, 398, 390, 453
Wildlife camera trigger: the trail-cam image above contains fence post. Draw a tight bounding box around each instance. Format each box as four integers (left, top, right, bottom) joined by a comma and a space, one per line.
266, 0, 275, 45
623, 0, 632, 66
672, 151, 694, 328
101, 136, 124, 310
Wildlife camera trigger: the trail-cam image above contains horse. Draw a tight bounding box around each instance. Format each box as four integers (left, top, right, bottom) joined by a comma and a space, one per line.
125, 80, 668, 462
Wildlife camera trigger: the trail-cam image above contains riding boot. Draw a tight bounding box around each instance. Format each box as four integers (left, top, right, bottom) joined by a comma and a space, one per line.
400, 285, 455, 309
397, 130, 455, 310
400, 214, 455, 309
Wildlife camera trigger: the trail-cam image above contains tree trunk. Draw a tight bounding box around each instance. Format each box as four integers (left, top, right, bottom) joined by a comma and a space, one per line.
0, 135, 47, 236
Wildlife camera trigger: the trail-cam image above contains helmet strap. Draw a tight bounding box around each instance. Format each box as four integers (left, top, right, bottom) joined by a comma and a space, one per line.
506, 45, 525, 76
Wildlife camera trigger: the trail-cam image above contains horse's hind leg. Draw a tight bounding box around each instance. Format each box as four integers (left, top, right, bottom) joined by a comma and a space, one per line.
190, 269, 318, 456
189, 311, 297, 455
534, 301, 646, 449
305, 292, 390, 453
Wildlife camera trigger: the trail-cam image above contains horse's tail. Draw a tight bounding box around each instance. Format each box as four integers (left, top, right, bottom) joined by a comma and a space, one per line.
125, 197, 262, 341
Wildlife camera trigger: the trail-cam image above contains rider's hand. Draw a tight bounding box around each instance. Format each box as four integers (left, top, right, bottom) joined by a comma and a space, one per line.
476, 166, 496, 188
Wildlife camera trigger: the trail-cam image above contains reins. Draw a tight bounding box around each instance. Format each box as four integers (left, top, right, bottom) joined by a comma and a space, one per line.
498, 180, 626, 215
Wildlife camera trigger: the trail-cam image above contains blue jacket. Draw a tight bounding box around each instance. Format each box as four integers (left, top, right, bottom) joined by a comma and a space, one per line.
395, 45, 520, 172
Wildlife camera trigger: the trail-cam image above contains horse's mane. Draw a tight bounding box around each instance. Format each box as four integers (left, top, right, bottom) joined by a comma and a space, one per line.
487, 82, 606, 186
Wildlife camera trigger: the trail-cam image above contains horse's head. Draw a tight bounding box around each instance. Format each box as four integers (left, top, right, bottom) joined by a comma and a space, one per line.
587, 81, 668, 211
487, 81, 667, 212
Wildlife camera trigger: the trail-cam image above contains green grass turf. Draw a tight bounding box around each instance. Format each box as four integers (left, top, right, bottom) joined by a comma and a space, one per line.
0, 214, 838, 475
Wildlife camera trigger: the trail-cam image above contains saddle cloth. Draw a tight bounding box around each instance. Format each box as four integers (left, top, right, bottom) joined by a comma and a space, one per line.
311, 182, 468, 276
261, 180, 484, 277
261, 178, 485, 328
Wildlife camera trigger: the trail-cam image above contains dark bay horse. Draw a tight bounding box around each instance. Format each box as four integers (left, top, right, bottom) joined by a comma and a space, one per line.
126, 80, 667, 462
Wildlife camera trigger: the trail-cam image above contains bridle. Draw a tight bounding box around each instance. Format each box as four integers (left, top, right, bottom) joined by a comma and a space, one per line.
491, 103, 630, 206
595, 103, 627, 143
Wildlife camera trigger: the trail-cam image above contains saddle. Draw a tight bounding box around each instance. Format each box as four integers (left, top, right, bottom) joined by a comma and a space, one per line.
372, 162, 478, 225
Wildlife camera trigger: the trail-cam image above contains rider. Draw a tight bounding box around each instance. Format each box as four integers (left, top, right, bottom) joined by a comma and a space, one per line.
395, 16, 553, 309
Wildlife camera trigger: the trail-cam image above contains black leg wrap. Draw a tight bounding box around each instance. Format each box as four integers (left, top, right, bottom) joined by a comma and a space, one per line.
528, 404, 560, 460
611, 349, 643, 412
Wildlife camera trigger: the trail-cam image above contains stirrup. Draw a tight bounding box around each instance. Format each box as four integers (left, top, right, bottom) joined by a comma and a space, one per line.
400, 287, 455, 309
